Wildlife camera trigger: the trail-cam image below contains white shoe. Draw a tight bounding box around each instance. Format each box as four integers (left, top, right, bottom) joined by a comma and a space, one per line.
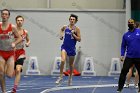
124, 84, 129, 88
68, 78, 72, 86
55, 77, 63, 84
134, 84, 138, 88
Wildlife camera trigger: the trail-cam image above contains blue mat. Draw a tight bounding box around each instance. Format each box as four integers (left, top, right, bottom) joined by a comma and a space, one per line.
4, 76, 138, 93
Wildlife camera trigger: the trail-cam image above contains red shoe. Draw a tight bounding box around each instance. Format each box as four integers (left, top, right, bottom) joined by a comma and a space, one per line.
73, 69, 81, 76
11, 88, 16, 93
63, 71, 69, 76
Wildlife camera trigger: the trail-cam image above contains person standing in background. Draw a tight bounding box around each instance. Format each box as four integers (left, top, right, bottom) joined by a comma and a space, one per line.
124, 21, 140, 89
117, 19, 140, 93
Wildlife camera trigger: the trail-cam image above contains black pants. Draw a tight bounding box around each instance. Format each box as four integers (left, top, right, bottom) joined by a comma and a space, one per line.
118, 57, 140, 89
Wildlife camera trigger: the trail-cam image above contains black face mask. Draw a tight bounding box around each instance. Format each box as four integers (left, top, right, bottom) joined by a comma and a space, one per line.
128, 24, 134, 30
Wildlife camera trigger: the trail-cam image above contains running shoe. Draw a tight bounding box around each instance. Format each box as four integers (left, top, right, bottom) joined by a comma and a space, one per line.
55, 77, 63, 84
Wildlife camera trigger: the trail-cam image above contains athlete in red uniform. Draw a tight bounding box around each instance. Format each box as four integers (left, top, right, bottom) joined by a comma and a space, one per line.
11, 15, 30, 93
0, 9, 22, 93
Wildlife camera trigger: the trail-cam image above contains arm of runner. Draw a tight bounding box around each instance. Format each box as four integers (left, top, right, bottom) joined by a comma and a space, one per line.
72, 27, 81, 42
12, 24, 22, 48
60, 25, 66, 40
25, 30, 30, 47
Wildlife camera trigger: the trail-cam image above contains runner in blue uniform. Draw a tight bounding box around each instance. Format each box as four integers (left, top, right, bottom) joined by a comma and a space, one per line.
56, 14, 81, 86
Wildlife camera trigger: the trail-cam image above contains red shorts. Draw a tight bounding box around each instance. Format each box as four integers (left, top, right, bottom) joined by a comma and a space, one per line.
15, 49, 25, 61
0, 50, 14, 61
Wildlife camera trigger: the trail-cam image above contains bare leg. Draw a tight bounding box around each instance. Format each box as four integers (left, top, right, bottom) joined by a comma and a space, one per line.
14, 65, 22, 86
11, 64, 23, 93
134, 70, 139, 88
0, 76, 6, 93
126, 66, 133, 85
56, 49, 67, 84
0, 56, 6, 93
60, 50, 67, 78
68, 56, 75, 86
5, 56, 15, 78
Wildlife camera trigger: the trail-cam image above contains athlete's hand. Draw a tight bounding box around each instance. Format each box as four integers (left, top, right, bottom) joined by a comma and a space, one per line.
25, 43, 29, 47
120, 56, 124, 62
11, 42, 15, 48
60, 36, 63, 40
71, 30, 75, 34
13, 47, 16, 51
